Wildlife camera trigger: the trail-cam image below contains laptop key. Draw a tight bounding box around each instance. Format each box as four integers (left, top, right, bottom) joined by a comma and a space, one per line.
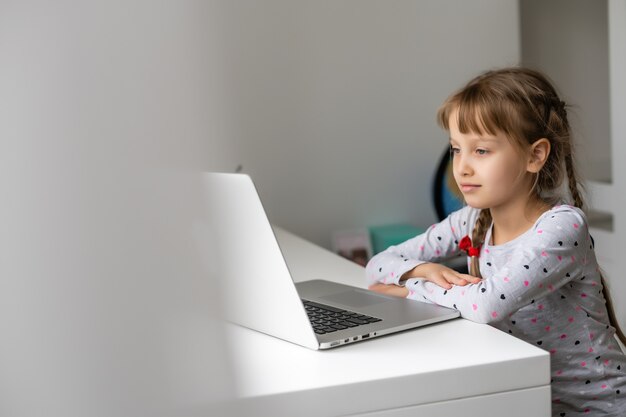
340, 321, 358, 327
346, 318, 368, 325
330, 324, 347, 330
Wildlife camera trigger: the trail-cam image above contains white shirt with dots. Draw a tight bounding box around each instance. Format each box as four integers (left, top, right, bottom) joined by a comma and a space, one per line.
366, 204, 626, 416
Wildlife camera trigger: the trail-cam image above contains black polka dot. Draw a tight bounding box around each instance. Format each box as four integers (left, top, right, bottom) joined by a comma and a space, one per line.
585, 380, 591, 384
487, 262, 492, 266
481, 288, 486, 293
454, 240, 458, 244
437, 236, 442, 241
581, 276, 586, 280
558, 241, 563, 246
618, 365, 621, 370
574, 241, 578, 246
566, 273, 570, 277
595, 356, 601, 360
531, 299, 535, 303
561, 295, 566, 299
453, 304, 457, 309
543, 268, 548, 273
511, 320, 516, 325
508, 330, 512, 334
404, 259, 408, 262
500, 294, 506, 300
537, 340, 543, 345
524, 265, 529, 269
463, 221, 466, 226
443, 290, 447, 295
559, 413, 566, 417
575, 340, 580, 345
617, 389, 621, 394
379, 267, 382, 272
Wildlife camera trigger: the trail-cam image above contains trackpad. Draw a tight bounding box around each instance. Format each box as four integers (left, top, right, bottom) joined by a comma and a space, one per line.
319, 289, 391, 308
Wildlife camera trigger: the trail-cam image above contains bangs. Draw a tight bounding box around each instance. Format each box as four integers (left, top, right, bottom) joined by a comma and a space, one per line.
437, 84, 521, 140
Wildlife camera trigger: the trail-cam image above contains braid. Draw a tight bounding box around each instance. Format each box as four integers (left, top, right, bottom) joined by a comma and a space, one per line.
564, 152, 585, 209
469, 209, 492, 278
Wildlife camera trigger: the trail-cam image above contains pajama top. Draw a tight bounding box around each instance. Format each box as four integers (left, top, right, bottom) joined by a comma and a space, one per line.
365, 204, 626, 416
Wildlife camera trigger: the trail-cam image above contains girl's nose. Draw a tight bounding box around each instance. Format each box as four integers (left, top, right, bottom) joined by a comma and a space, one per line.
455, 153, 473, 177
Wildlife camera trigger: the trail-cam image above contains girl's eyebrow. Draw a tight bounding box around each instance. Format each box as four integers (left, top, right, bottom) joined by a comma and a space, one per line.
449, 136, 499, 144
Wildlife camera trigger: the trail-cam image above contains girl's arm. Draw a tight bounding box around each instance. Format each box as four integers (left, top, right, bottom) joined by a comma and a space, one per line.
365, 205, 479, 286
404, 206, 590, 324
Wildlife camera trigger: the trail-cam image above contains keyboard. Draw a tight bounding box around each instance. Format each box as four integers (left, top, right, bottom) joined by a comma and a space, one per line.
302, 299, 382, 335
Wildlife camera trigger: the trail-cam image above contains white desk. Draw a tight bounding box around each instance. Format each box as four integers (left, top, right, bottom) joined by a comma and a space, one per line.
224, 227, 551, 417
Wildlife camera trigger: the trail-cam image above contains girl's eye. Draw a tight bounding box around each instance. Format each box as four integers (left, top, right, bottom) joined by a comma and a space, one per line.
450, 146, 460, 155
476, 149, 489, 155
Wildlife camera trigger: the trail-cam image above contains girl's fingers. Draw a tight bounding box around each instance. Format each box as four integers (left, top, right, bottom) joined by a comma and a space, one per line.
442, 270, 467, 286
432, 275, 453, 290
459, 273, 482, 283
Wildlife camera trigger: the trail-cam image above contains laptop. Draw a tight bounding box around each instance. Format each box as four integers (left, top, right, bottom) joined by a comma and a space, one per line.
204, 172, 460, 350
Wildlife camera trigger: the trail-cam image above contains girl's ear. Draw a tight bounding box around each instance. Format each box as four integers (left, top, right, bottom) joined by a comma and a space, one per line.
527, 138, 551, 173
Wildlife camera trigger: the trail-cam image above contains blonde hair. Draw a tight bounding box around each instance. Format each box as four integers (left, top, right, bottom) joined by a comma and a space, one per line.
437, 67, 625, 345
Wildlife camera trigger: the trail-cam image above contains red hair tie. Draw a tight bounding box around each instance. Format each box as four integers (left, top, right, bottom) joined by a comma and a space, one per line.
459, 235, 481, 258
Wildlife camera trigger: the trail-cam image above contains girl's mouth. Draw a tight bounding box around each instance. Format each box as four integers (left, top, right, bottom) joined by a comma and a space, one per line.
460, 184, 481, 192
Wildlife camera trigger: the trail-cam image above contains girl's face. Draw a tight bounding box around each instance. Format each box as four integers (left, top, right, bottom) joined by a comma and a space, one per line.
448, 109, 531, 210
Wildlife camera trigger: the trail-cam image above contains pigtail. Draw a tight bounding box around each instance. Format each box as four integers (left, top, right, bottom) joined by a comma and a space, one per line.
565, 152, 585, 210
469, 209, 492, 278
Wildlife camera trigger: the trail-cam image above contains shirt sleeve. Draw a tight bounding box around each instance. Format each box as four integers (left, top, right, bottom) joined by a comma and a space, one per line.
404, 205, 590, 324
365, 205, 479, 286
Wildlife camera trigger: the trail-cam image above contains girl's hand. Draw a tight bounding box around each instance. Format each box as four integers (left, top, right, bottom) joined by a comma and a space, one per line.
368, 283, 409, 298
403, 262, 481, 290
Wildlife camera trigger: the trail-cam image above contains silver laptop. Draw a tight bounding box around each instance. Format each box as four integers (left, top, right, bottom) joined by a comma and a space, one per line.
205, 172, 459, 350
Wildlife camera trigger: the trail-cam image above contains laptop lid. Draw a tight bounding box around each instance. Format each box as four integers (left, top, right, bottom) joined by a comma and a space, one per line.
204, 172, 319, 350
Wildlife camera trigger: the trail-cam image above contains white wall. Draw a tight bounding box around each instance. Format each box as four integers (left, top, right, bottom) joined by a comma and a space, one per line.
0, 1, 233, 416
212, 0, 521, 249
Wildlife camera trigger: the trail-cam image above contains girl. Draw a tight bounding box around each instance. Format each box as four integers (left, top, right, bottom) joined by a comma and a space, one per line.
366, 67, 626, 416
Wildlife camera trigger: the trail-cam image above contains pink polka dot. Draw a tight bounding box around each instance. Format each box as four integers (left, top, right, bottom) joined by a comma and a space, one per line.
602, 384, 607, 389
548, 284, 554, 291
588, 347, 594, 353
573, 223, 579, 229
581, 361, 587, 367
550, 349, 556, 354
391, 272, 395, 277
541, 251, 548, 257
503, 277, 510, 282
556, 370, 563, 375
485, 248, 490, 254
537, 230, 543, 234
531, 318, 537, 323
538, 283, 543, 288
591, 281, 597, 287
604, 359, 610, 365
557, 255, 562, 261
409, 290, 415, 297
491, 311, 498, 318
451, 226, 455, 233
420, 245, 424, 251
545, 326, 551, 331
568, 317, 574, 323
538, 304, 544, 310
589, 333, 594, 340
435, 249, 441, 255
472, 304, 478, 311
560, 334, 567, 339
571, 256, 576, 262
524, 280, 529, 287
581, 293, 587, 298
